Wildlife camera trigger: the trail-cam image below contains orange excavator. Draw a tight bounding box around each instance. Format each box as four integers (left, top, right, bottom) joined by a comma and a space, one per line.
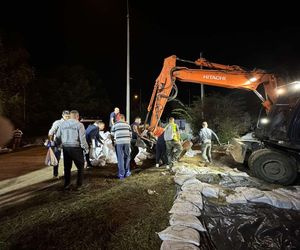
145, 55, 300, 185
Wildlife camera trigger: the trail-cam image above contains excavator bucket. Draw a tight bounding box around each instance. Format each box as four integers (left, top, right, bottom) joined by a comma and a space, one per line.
227, 138, 248, 163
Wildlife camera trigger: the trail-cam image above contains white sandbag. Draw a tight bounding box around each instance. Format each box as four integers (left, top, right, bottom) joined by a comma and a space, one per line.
264, 191, 293, 209
181, 180, 203, 193
91, 157, 106, 167
228, 168, 249, 177
201, 183, 220, 198
236, 187, 264, 201
181, 178, 202, 187
174, 173, 196, 186
226, 192, 248, 204
169, 214, 206, 232
172, 165, 199, 176
177, 191, 203, 210
169, 201, 201, 217
272, 187, 300, 199
248, 194, 273, 205
235, 187, 272, 205
158, 225, 200, 246
194, 167, 225, 177
161, 240, 200, 250
273, 188, 300, 210
136, 151, 148, 160
104, 141, 118, 163
184, 149, 201, 158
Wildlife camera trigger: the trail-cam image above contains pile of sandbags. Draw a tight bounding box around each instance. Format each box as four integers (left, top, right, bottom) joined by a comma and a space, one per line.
158, 171, 206, 249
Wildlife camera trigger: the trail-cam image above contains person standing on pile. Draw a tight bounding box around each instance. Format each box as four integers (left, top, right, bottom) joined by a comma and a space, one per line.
164, 117, 183, 166
109, 107, 120, 129
111, 114, 132, 179
199, 121, 220, 163
85, 120, 104, 168
48, 110, 70, 179
56, 110, 89, 190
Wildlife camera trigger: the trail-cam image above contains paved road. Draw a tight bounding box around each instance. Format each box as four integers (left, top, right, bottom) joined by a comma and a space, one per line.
0, 146, 47, 181
0, 146, 66, 208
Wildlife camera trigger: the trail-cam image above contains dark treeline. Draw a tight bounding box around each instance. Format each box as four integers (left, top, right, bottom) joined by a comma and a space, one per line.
0, 33, 111, 136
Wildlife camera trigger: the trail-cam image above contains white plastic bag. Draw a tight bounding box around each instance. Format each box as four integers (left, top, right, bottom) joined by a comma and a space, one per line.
45, 148, 58, 166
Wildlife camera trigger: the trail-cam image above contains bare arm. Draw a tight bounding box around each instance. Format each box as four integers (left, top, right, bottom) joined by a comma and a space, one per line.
211, 130, 221, 144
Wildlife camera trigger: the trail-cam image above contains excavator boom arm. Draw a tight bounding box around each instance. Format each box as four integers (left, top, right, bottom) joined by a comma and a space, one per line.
147, 55, 278, 134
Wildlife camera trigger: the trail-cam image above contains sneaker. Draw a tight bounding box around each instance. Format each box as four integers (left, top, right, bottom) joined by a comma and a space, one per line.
53, 175, 59, 180
165, 165, 170, 170
155, 163, 160, 168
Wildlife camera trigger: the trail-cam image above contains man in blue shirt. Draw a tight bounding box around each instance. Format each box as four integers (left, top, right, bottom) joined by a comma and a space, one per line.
85, 121, 104, 168
111, 114, 132, 179
109, 107, 120, 129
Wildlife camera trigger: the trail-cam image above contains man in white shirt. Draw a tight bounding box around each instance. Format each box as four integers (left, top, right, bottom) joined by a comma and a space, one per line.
199, 121, 220, 163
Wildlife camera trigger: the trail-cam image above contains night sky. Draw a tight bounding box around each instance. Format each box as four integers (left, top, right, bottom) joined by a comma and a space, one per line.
1, 0, 300, 111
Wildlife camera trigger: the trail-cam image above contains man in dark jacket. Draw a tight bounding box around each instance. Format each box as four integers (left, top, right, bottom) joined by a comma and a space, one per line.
130, 117, 141, 168
85, 120, 104, 168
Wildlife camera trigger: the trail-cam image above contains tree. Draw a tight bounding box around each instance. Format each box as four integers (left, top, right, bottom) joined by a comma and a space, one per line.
26, 65, 111, 135
172, 93, 252, 143
0, 35, 34, 128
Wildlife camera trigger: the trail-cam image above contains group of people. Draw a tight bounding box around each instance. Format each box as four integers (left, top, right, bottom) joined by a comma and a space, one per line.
47, 106, 221, 190
154, 119, 221, 167
47, 107, 142, 189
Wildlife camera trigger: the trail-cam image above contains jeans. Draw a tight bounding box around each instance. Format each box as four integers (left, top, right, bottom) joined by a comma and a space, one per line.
52, 147, 61, 177
165, 140, 183, 164
130, 139, 139, 165
156, 137, 167, 164
201, 142, 212, 162
115, 144, 131, 178
62, 147, 84, 187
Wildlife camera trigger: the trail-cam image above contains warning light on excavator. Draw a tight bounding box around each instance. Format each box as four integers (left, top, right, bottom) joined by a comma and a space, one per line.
249, 77, 257, 82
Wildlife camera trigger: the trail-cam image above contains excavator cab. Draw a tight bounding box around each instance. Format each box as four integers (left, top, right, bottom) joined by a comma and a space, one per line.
258, 81, 300, 147
241, 81, 300, 185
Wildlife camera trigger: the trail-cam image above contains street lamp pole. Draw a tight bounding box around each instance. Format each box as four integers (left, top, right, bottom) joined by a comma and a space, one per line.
126, 0, 130, 123
200, 52, 204, 119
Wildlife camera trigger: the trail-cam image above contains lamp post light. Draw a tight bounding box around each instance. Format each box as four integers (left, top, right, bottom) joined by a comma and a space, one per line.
133, 89, 142, 114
